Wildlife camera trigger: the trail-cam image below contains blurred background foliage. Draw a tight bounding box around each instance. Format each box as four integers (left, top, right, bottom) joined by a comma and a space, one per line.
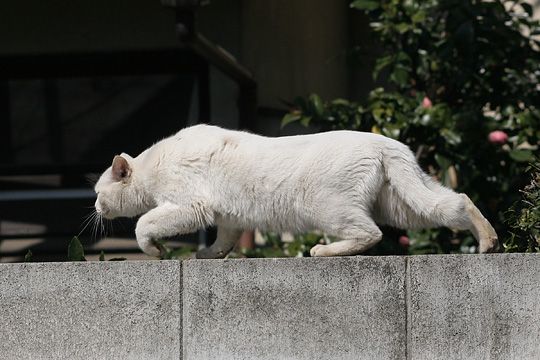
271, 0, 540, 256
505, 164, 540, 252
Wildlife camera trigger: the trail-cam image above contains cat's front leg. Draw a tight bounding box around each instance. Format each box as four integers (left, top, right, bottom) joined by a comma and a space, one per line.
196, 227, 243, 259
135, 203, 210, 257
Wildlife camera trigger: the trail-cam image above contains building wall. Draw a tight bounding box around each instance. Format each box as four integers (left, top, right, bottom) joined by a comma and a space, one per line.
0, 0, 358, 133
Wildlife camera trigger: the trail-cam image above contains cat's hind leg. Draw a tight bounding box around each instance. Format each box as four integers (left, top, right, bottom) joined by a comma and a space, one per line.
411, 182, 499, 253
196, 226, 243, 259
455, 194, 499, 253
381, 145, 498, 253
310, 215, 382, 257
400, 189, 499, 253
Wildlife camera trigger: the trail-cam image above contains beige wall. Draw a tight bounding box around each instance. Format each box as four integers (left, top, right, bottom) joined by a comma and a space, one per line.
0, 0, 358, 132
0, 0, 178, 54
241, 1, 349, 108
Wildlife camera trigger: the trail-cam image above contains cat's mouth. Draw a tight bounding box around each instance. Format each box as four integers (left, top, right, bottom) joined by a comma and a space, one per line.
95, 201, 114, 219
97, 208, 116, 220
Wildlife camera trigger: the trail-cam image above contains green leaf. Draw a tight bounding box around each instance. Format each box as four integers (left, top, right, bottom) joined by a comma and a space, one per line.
281, 113, 301, 128
99, 251, 105, 261
68, 236, 86, 261
24, 250, 33, 262
440, 128, 462, 145
435, 154, 452, 170
308, 94, 324, 117
509, 149, 534, 162
300, 116, 312, 127
395, 23, 411, 34
395, 51, 412, 64
373, 55, 393, 80
331, 98, 350, 106
372, 107, 385, 122
390, 67, 409, 86
412, 11, 426, 23
350, 0, 379, 11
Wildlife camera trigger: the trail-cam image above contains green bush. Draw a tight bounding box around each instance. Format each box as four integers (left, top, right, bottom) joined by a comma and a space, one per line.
505, 164, 540, 252
283, 0, 540, 254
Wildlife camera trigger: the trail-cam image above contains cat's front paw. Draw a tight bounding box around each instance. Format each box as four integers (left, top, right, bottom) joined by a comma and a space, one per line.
310, 244, 330, 257
137, 237, 162, 258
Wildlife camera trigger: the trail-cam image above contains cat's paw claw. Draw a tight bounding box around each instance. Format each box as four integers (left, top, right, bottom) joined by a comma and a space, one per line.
310, 244, 327, 257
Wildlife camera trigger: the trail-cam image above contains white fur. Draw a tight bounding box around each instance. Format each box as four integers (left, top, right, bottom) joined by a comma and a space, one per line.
94, 124, 498, 257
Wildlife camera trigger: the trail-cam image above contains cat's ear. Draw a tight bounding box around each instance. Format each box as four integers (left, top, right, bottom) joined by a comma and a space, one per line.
111, 155, 132, 182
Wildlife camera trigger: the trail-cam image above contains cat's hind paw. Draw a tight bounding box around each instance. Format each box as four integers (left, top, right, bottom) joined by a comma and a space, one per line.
196, 247, 227, 259
479, 235, 500, 253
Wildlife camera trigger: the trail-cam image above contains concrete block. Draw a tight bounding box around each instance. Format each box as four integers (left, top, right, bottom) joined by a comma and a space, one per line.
0, 261, 181, 360
409, 254, 540, 360
183, 257, 407, 360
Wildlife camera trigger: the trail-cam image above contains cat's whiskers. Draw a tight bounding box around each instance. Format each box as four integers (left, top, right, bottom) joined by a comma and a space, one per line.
91, 213, 100, 242
96, 212, 106, 243
78, 211, 97, 237
99, 213, 106, 240
85, 173, 99, 187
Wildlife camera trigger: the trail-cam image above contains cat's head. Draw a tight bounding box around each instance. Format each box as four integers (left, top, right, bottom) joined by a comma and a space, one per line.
94, 154, 149, 219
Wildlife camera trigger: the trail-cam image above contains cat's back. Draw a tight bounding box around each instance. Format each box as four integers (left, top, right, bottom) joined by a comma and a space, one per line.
172, 124, 396, 147
152, 124, 244, 154
252, 129, 401, 161
156, 125, 404, 165
173, 124, 260, 147
273, 129, 394, 146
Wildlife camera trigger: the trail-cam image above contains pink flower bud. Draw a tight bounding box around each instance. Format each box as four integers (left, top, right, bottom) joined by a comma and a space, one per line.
399, 235, 410, 247
488, 130, 508, 144
422, 96, 432, 109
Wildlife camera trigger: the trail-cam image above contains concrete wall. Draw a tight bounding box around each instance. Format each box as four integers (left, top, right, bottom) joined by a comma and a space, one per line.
1, 254, 538, 359
409, 255, 540, 360
183, 257, 406, 360
0, 261, 182, 360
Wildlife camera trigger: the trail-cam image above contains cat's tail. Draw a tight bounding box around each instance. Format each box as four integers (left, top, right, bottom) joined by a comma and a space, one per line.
381, 144, 450, 221
380, 143, 498, 252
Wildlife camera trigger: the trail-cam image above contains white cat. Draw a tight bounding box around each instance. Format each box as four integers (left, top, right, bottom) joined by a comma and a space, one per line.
94, 124, 498, 258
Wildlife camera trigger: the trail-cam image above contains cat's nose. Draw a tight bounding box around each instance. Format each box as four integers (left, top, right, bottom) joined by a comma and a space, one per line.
95, 199, 103, 214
